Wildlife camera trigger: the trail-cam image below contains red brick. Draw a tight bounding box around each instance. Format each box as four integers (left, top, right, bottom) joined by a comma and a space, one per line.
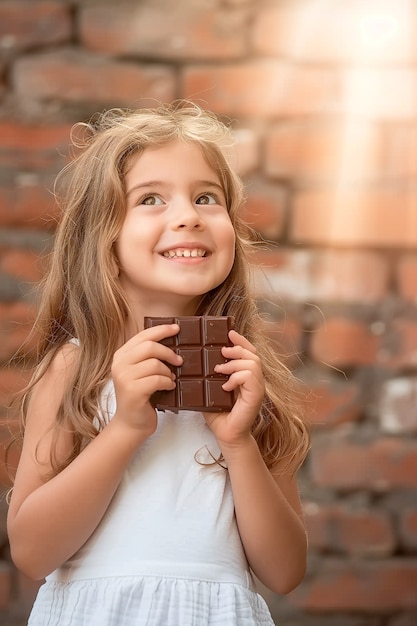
0, 368, 28, 484
81, 4, 248, 59
263, 318, 303, 369
0, 248, 45, 284
292, 187, 417, 247
289, 558, 417, 611
0, 59, 6, 96
14, 49, 176, 106
241, 185, 286, 240
184, 67, 417, 124
0, 1, 72, 50
252, 3, 417, 64
390, 614, 417, 626
14, 572, 41, 620
0, 560, 12, 609
183, 61, 337, 118
397, 254, 417, 302
0, 366, 31, 413
304, 503, 395, 556
228, 128, 260, 177
381, 321, 417, 369
0, 423, 21, 487
379, 377, 417, 434
310, 437, 417, 491
252, 248, 312, 302
310, 318, 380, 367
0, 301, 38, 364
254, 249, 389, 304
312, 250, 389, 303
265, 121, 383, 182
300, 371, 361, 428
0, 122, 71, 171
399, 508, 417, 549
0, 179, 59, 229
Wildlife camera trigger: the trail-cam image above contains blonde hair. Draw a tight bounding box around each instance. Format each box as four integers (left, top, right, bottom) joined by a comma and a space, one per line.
18, 102, 309, 476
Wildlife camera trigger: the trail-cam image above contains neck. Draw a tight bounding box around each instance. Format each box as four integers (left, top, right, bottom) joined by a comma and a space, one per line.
125, 296, 203, 335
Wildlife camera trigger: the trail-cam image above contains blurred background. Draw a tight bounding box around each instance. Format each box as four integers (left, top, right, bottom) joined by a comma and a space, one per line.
0, 1, 416, 624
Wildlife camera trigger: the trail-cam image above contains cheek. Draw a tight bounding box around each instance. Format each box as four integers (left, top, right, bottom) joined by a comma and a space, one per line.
114, 215, 144, 251
113, 228, 124, 259
113, 224, 131, 268
223, 225, 236, 273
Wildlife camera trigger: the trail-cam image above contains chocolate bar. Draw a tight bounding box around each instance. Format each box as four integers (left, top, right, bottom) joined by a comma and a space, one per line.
144, 316, 235, 412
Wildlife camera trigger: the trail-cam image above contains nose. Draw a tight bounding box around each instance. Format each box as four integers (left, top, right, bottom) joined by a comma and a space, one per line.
171, 200, 204, 231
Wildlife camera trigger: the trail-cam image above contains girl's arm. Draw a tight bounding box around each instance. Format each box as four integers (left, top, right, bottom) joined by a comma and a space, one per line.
7, 325, 182, 580
221, 438, 307, 595
206, 330, 307, 595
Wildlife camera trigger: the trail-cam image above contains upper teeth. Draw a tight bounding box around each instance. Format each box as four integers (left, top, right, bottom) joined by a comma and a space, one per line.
162, 249, 207, 258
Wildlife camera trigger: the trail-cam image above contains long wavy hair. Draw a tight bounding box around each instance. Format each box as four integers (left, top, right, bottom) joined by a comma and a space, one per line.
16, 102, 310, 478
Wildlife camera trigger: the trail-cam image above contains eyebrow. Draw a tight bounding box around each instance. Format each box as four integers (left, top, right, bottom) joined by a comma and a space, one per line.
126, 179, 225, 197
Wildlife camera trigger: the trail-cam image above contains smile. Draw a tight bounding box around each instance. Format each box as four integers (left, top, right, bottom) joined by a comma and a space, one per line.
162, 248, 208, 258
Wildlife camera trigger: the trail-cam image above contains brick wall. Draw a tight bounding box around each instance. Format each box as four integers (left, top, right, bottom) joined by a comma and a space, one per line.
0, 1, 416, 625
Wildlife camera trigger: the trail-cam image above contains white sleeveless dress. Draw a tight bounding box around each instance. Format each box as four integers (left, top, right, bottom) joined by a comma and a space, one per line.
28, 381, 275, 625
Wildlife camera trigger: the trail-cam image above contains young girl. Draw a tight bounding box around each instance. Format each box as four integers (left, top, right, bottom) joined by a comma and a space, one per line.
7, 102, 310, 625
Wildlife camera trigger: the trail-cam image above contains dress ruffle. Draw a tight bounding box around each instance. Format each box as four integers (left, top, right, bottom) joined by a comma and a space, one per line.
29, 575, 275, 625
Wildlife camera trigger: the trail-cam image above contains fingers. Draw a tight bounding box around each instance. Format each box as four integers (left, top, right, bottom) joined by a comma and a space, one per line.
116, 357, 175, 384
219, 340, 261, 372
215, 331, 264, 395
111, 324, 183, 413
227, 329, 258, 354
119, 323, 180, 354
114, 324, 182, 369
216, 358, 262, 391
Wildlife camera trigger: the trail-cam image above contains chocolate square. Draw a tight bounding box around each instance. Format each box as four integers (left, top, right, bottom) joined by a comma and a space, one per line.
144, 315, 235, 412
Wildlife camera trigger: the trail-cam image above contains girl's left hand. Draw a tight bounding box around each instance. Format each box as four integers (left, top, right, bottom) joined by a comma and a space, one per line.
203, 330, 265, 448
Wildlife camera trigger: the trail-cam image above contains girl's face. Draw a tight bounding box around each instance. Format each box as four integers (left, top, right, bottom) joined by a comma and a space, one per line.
115, 140, 236, 319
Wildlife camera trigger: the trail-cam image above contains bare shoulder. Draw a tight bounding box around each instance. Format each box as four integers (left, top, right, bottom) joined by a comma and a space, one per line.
39, 340, 79, 378
8, 343, 79, 515
26, 343, 78, 422
26, 341, 80, 446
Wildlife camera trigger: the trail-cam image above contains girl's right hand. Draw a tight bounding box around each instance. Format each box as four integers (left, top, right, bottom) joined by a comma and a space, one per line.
111, 323, 182, 435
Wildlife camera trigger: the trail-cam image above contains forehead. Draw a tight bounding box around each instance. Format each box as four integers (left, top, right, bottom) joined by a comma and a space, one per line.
124, 140, 222, 186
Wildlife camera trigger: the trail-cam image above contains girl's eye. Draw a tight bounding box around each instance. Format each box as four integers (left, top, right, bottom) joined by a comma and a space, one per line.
140, 195, 164, 206
196, 193, 217, 205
